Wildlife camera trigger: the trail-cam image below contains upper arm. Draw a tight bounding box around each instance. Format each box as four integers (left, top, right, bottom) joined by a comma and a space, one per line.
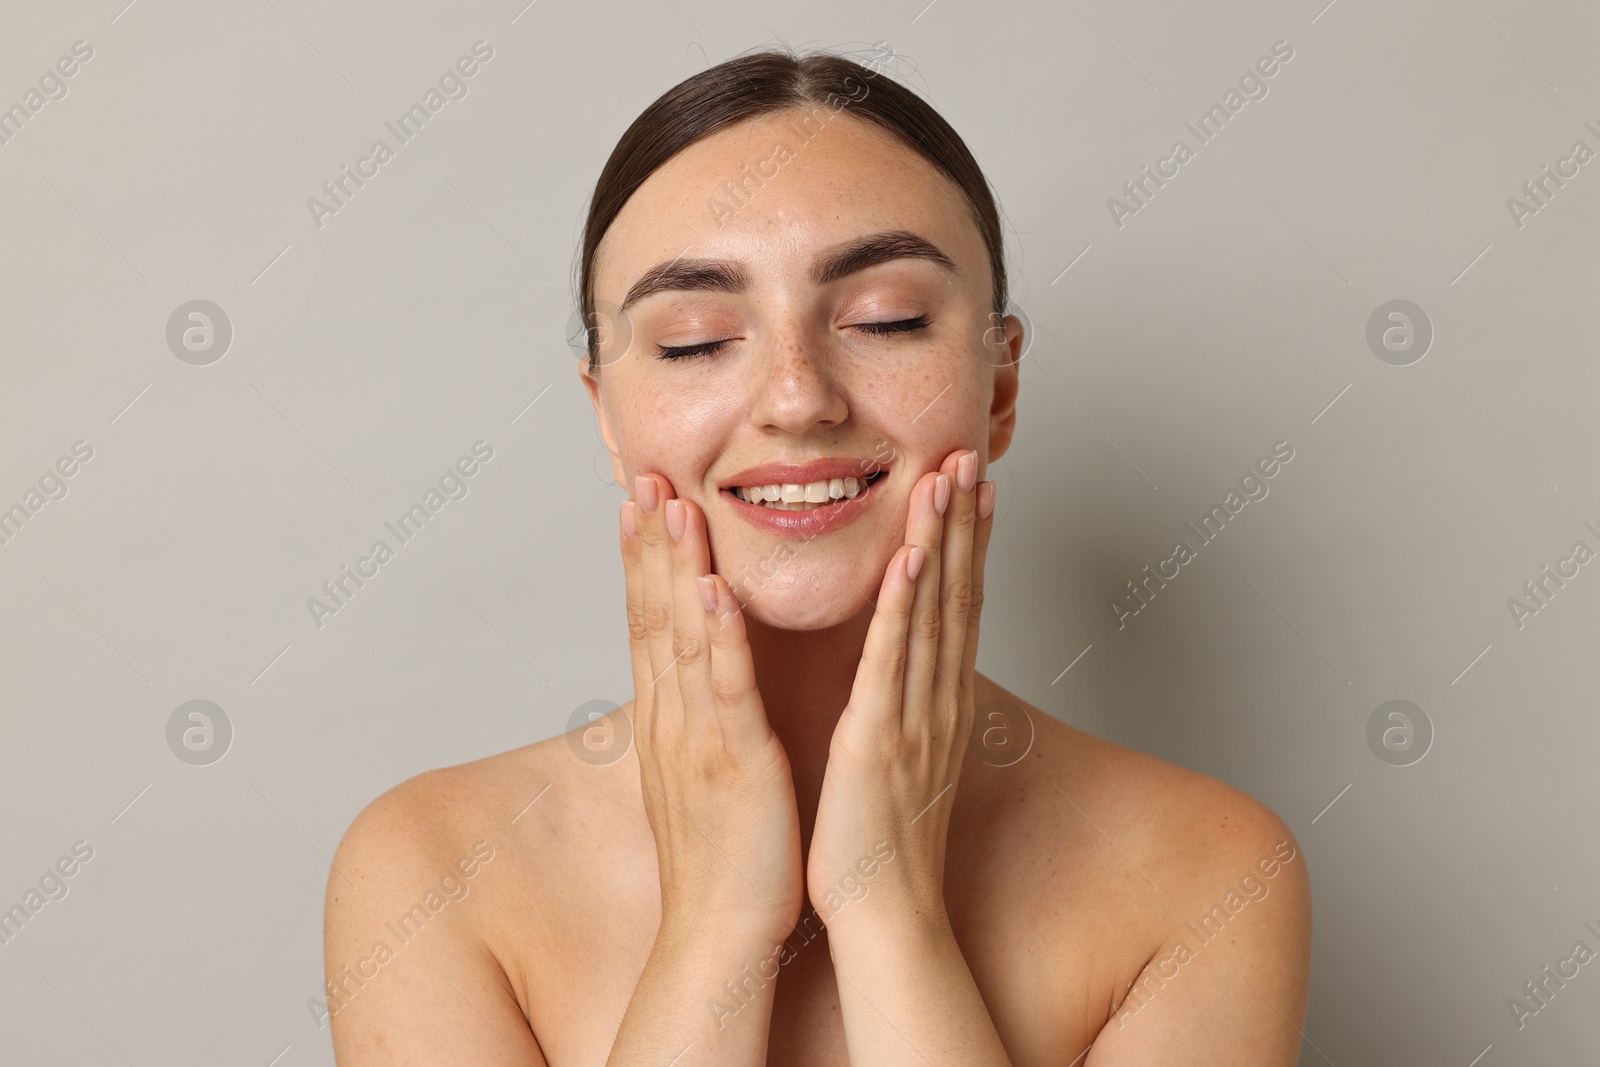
1085, 794, 1313, 1066
323, 773, 547, 1067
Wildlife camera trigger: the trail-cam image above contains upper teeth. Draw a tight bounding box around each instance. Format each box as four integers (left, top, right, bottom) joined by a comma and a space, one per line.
734, 476, 871, 505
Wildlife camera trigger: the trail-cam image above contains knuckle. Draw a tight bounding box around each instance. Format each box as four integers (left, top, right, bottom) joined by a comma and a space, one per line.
635, 511, 665, 546
912, 602, 943, 642
709, 669, 747, 707
626, 605, 651, 645
641, 599, 673, 640
945, 579, 975, 618
878, 641, 910, 678
704, 743, 745, 786
674, 632, 708, 668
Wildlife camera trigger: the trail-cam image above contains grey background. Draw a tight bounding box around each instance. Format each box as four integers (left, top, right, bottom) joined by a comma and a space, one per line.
1, 0, 1595, 1063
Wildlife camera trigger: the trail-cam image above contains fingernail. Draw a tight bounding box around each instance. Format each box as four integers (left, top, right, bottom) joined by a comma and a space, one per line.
716, 583, 743, 624
621, 500, 638, 540
634, 475, 658, 514
906, 544, 925, 582
934, 473, 951, 516
977, 481, 996, 521
666, 498, 686, 541
957, 450, 977, 493
697, 574, 718, 614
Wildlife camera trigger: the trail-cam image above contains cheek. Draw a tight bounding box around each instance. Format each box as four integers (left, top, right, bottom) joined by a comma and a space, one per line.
857, 341, 988, 421
893, 383, 992, 463
606, 379, 725, 479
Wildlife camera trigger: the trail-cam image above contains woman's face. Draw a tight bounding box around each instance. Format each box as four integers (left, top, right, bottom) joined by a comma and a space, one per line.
582, 106, 1022, 630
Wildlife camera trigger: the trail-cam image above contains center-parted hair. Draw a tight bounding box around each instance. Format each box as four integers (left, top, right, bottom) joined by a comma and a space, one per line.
574, 46, 1008, 373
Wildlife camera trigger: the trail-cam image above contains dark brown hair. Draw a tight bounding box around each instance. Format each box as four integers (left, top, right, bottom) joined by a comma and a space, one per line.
574, 45, 1008, 372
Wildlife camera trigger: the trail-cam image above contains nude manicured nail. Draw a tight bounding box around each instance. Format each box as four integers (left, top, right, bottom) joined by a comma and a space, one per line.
977, 481, 996, 520
634, 475, 658, 514
934, 473, 951, 516
906, 545, 925, 581
620, 500, 637, 539
697, 575, 717, 614
957, 450, 977, 492
666, 498, 686, 541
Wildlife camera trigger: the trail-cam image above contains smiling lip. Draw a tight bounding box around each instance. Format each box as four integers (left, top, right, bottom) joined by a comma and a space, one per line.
718, 458, 892, 539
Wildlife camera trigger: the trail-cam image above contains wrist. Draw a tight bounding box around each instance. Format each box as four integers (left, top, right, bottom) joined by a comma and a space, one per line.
823, 896, 953, 952
656, 906, 797, 958
650, 920, 792, 1001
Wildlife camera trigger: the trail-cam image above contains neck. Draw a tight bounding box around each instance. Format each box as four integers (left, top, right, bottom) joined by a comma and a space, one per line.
743, 607, 872, 844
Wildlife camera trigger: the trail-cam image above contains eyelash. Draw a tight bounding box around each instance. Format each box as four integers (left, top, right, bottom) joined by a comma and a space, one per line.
652, 315, 931, 361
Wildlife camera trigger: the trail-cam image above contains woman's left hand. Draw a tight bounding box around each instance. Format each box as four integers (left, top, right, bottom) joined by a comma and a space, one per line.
807, 447, 997, 933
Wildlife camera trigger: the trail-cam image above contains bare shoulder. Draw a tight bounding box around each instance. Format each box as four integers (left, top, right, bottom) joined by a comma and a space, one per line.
328, 721, 647, 931
1066, 712, 1311, 938
320, 734, 614, 1065
339, 712, 645, 847
328, 736, 554, 894
976, 676, 1305, 889
973, 677, 1312, 1061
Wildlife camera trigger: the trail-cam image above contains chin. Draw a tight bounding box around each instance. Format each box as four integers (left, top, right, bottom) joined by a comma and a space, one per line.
726, 569, 878, 631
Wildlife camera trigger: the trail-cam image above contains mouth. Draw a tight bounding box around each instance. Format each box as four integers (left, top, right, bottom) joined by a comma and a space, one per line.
728, 470, 889, 510
719, 468, 891, 537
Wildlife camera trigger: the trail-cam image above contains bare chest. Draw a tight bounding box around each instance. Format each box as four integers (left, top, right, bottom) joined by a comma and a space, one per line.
494, 827, 1136, 1066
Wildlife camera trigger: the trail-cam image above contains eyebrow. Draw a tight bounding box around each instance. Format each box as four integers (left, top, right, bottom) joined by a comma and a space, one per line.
617, 229, 961, 314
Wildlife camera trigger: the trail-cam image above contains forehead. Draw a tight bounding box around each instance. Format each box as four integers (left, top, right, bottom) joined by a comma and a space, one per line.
593, 108, 981, 301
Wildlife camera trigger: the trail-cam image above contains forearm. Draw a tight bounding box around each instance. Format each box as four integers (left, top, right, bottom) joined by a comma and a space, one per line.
606, 919, 784, 1067
826, 911, 1014, 1066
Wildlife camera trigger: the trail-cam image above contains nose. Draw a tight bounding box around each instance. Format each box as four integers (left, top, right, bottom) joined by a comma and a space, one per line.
746, 326, 849, 434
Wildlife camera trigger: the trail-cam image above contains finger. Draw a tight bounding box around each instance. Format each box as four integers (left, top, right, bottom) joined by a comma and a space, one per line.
901, 467, 950, 731
634, 473, 684, 739
700, 572, 773, 760
665, 494, 718, 743
932, 450, 980, 725
620, 498, 655, 764
849, 540, 923, 732
961, 479, 996, 687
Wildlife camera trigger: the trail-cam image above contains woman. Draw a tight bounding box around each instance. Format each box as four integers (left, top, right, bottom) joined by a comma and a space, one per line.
324, 46, 1312, 1065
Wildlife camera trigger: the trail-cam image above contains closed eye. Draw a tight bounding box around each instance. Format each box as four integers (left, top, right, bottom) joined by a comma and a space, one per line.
653, 337, 733, 361
652, 316, 932, 361
854, 314, 930, 337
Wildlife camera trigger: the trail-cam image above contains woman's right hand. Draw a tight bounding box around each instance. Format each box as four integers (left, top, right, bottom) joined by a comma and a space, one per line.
621, 473, 804, 947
